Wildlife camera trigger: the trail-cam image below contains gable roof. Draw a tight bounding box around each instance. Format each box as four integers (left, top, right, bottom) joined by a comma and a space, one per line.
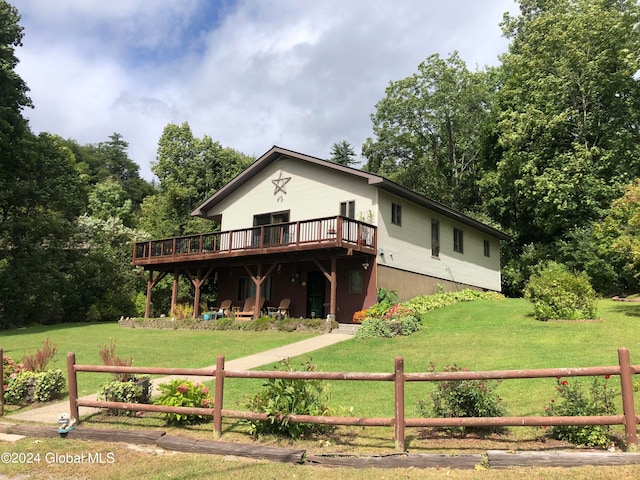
191, 145, 511, 241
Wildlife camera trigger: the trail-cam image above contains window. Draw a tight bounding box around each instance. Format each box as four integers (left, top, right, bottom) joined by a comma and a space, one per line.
253, 211, 290, 246
431, 220, 440, 257
340, 200, 355, 218
349, 271, 362, 293
484, 240, 491, 257
237, 276, 273, 301
391, 203, 402, 226
453, 228, 464, 254
253, 210, 289, 226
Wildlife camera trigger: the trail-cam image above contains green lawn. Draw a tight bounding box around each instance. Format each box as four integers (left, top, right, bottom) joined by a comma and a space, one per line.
4, 298, 640, 428
4, 299, 640, 478
1, 322, 316, 396
221, 298, 640, 420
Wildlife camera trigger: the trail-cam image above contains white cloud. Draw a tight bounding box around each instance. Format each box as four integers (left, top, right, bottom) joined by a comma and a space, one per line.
12, 0, 514, 180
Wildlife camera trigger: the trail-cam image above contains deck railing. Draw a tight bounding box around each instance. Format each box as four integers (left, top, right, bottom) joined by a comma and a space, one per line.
133, 216, 376, 264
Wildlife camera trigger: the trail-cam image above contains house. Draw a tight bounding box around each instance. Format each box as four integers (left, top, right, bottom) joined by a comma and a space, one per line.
133, 146, 510, 322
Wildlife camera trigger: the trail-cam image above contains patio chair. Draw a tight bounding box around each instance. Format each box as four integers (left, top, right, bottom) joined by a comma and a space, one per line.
214, 299, 232, 319
268, 298, 291, 319
234, 297, 265, 319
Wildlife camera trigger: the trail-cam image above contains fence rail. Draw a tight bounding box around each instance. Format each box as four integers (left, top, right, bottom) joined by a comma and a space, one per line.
59, 348, 640, 451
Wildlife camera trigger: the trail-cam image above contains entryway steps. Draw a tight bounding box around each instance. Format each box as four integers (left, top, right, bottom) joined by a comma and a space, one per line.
333, 323, 360, 335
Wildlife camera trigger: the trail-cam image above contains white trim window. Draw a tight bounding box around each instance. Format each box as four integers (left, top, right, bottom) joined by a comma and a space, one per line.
453, 228, 464, 254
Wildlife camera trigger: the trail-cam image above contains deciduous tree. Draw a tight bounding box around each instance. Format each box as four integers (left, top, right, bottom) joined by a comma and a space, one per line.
487, 0, 640, 245
140, 122, 253, 237
363, 52, 496, 211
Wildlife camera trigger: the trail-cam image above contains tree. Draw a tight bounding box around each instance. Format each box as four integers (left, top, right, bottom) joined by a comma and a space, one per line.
88, 178, 134, 226
329, 140, 357, 167
0, 133, 86, 326
590, 179, 640, 292
64, 133, 153, 211
139, 122, 253, 238
0, 0, 30, 149
486, 0, 640, 245
363, 52, 496, 211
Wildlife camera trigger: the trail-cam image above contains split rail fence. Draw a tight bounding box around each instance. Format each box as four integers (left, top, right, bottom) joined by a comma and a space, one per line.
3, 348, 639, 450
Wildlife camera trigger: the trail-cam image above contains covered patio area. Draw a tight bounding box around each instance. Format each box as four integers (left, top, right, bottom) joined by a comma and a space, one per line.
133, 216, 377, 323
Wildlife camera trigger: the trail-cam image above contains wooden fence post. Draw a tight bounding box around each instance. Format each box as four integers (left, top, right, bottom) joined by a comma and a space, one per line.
394, 356, 405, 451
618, 347, 638, 450
213, 355, 225, 439
66, 352, 79, 424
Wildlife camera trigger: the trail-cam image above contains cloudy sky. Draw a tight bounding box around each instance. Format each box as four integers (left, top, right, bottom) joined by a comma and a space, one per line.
12, 0, 515, 180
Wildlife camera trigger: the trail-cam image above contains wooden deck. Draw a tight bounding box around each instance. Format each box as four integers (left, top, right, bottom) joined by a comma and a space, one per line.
133, 216, 377, 267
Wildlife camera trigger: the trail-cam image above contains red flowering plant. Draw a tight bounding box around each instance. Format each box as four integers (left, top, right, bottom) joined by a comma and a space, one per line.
384, 303, 415, 320
154, 379, 213, 425
543, 376, 616, 448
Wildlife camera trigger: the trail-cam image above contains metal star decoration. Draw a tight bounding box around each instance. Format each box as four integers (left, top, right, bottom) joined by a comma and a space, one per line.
272, 171, 291, 196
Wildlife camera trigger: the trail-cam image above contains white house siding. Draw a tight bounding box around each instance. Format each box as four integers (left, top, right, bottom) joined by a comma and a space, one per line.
204, 157, 377, 229
376, 190, 501, 293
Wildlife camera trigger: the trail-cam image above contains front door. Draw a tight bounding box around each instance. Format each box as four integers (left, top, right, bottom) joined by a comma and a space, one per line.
306, 271, 325, 319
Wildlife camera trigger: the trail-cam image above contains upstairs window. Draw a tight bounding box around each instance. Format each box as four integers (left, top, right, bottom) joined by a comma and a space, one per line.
340, 200, 355, 218
391, 203, 402, 226
484, 239, 491, 257
453, 228, 464, 254
431, 220, 440, 257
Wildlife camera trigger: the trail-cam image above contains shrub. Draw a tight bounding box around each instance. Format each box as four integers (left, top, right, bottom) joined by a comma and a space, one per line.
418, 363, 505, 435
244, 358, 334, 439
377, 287, 399, 304
154, 379, 213, 425
355, 316, 393, 338
525, 262, 598, 321
2, 355, 24, 390
171, 303, 194, 320
544, 376, 616, 448
98, 379, 151, 416
33, 370, 66, 402
355, 304, 421, 339
98, 339, 133, 382
22, 337, 57, 373
351, 310, 367, 324
134, 291, 150, 317
404, 290, 504, 317
4, 370, 66, 404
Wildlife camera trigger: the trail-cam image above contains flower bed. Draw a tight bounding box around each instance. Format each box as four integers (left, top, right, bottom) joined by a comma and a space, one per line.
119, 316, 335, 333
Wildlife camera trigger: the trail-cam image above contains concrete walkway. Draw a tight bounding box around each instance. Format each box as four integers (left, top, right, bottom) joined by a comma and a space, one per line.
6, 333, 353, 425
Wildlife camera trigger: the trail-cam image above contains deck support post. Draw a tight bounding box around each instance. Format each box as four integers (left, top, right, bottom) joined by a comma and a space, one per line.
171, 269, 179, 316
330, 257, 337, 318
145, 271, 167, 318
254, 264, 262, 319
184, 267, 215, 318
243, 263, 278, 319
313, 258, 337, 321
